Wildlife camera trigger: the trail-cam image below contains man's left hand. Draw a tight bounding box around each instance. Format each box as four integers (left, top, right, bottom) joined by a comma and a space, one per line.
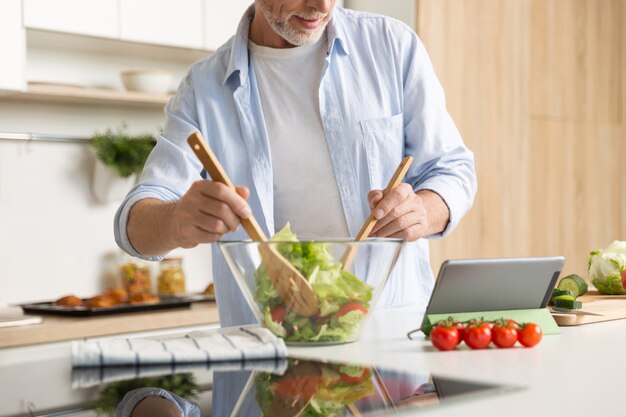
367, 184, 449, 241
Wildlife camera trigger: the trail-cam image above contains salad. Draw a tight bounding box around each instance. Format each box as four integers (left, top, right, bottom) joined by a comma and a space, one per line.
255, 359, 374, 417
254, 224, 373, 343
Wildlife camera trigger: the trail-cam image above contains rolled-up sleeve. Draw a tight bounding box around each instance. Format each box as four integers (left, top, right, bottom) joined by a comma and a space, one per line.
114, 71, 205, 260
401, 30, 477, 238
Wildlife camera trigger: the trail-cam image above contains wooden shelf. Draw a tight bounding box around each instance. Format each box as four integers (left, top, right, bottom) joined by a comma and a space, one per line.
2, 83, 173, 107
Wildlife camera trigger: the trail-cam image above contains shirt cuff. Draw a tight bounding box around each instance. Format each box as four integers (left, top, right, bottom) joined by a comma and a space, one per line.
115, 387, 203, 417
114, 186, 181, 261
415, 177, 471, 239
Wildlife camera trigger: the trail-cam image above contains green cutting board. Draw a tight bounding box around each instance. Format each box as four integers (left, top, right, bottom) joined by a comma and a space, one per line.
422, 308, 560, 335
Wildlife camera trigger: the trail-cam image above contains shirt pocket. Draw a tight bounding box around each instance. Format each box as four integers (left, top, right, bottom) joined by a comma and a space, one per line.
359, 113, 404, 191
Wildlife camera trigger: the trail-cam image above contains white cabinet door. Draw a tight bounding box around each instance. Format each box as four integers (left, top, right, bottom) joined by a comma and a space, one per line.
203, 0, 251, 50
119, 0, 204, 49
23, 0, 118, 38
0, 0, 26, 91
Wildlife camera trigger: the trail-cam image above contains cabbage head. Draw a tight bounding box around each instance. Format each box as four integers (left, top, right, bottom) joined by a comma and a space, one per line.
589, 241, 626, 295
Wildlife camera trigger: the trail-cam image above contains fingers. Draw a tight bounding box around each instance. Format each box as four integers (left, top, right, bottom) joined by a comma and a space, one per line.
371, 183, 415, 220
368, 190, 384, 210
371, 210, 428, 241
368, 183, 430, 242
195, 181, 252, 219
173, 180, 253, 247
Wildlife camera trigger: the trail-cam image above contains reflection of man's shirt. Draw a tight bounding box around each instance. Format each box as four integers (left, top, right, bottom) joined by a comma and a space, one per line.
114, 6, 477, 327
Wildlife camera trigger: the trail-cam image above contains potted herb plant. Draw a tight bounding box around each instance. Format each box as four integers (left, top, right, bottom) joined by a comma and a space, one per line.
90, 126, 156, 203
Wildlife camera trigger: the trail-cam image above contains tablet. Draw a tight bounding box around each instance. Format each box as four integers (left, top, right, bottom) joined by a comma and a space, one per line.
422, 256, 565, 318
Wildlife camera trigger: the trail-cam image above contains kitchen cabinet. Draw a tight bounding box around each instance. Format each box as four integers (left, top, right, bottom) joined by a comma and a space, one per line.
119, 0, 204, 49
23, 0, 119, 38
0, 0, 25, 91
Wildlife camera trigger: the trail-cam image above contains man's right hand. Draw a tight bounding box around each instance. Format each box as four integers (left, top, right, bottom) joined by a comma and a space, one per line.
126, 180, 252, 256
172, 180, 252, 248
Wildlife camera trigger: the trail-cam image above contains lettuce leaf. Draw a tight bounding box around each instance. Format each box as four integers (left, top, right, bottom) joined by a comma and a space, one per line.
255, 224, 373, 343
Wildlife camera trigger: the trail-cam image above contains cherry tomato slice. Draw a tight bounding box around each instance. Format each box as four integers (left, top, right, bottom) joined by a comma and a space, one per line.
335, 302, 368, 318
339, 367, 371, 383
271, 305, 286, 323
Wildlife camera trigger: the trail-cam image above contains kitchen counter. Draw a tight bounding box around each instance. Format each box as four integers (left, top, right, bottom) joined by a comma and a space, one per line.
1, 307, 624, 416
0, 302, 219, 348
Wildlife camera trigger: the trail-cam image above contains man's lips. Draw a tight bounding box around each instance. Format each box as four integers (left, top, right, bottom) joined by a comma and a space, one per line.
294, 15, 324, 30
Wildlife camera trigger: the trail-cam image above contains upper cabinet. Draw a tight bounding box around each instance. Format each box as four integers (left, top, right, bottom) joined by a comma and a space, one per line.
204, 0, 251, 50
120, 0, 204, 49
21, 0, 246, 51
23, 0, 119, 38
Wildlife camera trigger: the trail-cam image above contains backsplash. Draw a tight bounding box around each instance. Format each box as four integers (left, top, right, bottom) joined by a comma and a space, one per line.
0, 101, 212, 306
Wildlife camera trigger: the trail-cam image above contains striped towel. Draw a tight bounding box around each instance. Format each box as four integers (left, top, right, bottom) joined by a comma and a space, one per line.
71, 326, 286, 368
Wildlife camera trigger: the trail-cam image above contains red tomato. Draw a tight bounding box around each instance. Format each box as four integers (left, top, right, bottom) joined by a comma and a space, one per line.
621, 269, 626, 291
274, 375, 323, 399
339, 367, 371, 383
335, 302, 368, 318
271, 305, 286, 323
464, 324, 492, 349
454, 322, 465, 345
492, 324, 518, 348
505, 319, 520, 330
430, 324, 460, 351
518, 323, 543, 347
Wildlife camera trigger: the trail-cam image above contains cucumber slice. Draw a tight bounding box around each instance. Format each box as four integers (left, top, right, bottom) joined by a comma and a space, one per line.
552, 294, 576, 302
557, 274, 588, 297
553, 298, 583, 309
551, 289, 575, 298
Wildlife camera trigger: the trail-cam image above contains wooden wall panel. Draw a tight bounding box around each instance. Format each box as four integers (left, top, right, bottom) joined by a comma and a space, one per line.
417, 0, 532, 273
416, 0, 625, 279
528, 121, 625, 275
530, 0, 622, 123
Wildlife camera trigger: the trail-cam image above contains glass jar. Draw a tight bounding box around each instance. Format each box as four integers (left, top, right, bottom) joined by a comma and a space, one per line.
157, 257, 186, 296
119, 254, 152, 295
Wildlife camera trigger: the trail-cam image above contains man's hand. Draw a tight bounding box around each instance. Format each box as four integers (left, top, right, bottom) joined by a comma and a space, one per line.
171, 180, 252, 247
127, 180, 252, 256
367, 184, 450, 241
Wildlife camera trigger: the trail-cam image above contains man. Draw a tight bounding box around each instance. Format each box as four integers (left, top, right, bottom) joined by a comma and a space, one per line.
114, 0, 477, 328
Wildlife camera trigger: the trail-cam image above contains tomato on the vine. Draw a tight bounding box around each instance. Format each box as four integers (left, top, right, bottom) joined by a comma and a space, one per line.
464, 323, 492, 349
453, 321, 465, 345
518, 323, 543, 347
492, 323, 518, 348
430, 323, 460, 351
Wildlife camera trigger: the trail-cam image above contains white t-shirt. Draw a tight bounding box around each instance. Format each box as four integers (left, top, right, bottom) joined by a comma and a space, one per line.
249, 35, 350, 239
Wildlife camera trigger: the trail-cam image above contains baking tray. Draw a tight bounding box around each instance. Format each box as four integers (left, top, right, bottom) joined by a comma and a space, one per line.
20, 295, 204, 317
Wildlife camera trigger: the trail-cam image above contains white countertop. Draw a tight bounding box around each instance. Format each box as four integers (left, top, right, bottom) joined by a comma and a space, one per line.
290, 307, 621, 417
1, 308, 621, 416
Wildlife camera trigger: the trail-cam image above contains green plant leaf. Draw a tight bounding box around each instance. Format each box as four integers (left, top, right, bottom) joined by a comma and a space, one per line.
90, 126, 157, 178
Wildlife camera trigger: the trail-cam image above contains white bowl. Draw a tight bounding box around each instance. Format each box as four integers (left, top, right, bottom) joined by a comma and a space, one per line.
120, 70, 174, 94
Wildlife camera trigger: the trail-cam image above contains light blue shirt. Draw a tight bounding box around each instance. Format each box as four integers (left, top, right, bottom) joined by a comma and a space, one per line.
114, 7, 477, 327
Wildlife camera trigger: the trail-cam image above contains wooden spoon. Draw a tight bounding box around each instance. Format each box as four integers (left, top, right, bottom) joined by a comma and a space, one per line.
187, 132, 319, 317
341, 156, 414, 270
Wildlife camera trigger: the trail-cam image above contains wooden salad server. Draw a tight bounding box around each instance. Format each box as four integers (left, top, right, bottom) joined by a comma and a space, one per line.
341, 156, 414, 271
187, 132, 319, 317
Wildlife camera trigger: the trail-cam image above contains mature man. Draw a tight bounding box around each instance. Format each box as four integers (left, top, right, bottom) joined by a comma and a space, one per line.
114, 0, 477, 328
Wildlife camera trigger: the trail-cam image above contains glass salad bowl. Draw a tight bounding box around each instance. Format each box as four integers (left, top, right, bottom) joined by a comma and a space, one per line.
218, 227, 405, 345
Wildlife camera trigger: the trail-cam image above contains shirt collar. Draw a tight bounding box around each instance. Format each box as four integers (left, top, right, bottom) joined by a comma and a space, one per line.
223, 5, 350, 86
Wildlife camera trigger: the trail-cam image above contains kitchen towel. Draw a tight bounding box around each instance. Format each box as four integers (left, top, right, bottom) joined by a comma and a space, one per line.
71, 358, 288, 388
71, 326, 287, 367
